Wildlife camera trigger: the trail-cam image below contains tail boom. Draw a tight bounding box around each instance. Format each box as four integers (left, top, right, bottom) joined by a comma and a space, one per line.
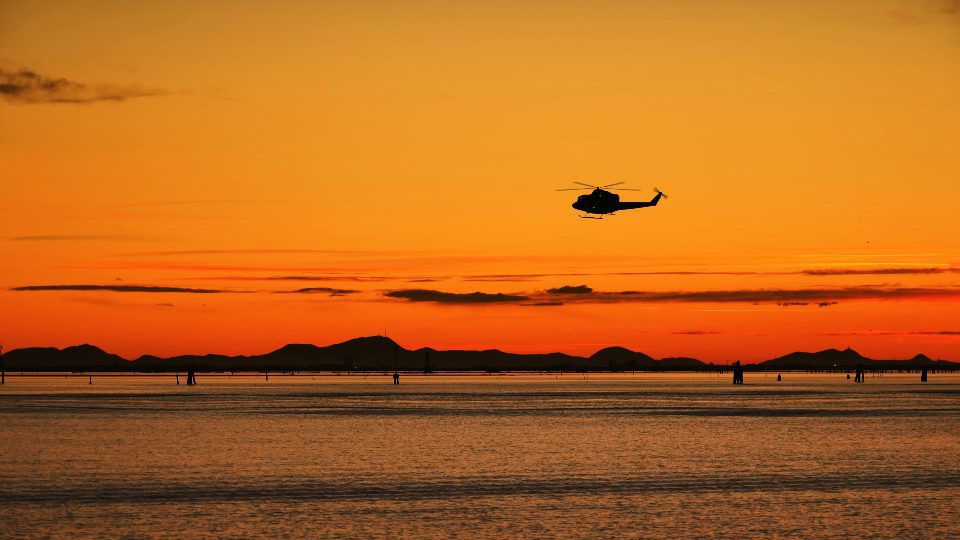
616, 191, 663, 211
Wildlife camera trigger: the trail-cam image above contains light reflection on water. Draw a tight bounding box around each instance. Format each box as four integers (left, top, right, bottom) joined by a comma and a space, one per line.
1, 373, 958, 538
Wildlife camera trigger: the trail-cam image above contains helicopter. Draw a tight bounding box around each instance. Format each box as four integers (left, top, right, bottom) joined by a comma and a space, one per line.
557, 182, 667, 219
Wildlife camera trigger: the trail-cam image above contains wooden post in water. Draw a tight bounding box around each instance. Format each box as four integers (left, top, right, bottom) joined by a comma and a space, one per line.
921, 367, 928, 382
88, 375, 92, 385
1, 344, 5, 385
393, 345, 400, 385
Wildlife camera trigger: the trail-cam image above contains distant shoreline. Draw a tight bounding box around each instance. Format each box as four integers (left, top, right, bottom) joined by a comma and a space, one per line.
2, 336, 957, 374
1, 369, 957, 377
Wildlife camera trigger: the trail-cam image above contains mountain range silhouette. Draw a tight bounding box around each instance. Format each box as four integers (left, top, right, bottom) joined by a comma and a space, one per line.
1, 336, 956, 373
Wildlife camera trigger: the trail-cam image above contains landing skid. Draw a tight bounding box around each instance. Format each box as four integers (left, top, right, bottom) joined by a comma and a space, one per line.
579, 213, 614, 219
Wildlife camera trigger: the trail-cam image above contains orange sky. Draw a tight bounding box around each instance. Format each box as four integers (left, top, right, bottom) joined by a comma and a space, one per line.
2, 0, 959, 362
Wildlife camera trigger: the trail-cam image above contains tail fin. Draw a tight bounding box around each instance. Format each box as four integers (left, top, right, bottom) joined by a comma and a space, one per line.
651, 187, 668, 205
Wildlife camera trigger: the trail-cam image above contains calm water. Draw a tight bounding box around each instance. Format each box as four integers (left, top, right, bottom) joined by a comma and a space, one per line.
0, 373, 957, 538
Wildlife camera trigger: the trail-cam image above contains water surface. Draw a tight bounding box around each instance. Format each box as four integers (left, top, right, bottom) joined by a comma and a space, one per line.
1, 373, 957, 538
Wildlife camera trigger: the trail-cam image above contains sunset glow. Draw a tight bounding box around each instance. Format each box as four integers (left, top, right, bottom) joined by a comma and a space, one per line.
3, 0, 959, 361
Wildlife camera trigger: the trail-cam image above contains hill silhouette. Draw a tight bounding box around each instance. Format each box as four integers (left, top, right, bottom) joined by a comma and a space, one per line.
2, 344, 127, 372
755, 348, 954, 371
0, 337, 957, 373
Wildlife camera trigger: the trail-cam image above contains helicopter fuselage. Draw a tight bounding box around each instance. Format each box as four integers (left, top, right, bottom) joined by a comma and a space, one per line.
572, 188, 662, 215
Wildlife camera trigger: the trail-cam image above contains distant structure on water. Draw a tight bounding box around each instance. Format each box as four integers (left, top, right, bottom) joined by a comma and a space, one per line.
854, 364, 865, 383
732, 361, 744, 384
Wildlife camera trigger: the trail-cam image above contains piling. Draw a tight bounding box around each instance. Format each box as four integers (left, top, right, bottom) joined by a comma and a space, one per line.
394, 344, 400, 384
921, 367, 928, 382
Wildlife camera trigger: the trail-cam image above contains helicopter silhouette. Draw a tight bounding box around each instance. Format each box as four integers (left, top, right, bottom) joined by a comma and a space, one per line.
557, 182, 667, 219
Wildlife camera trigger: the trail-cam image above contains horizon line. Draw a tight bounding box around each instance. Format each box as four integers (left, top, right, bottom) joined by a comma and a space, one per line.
2, 335, 953, 365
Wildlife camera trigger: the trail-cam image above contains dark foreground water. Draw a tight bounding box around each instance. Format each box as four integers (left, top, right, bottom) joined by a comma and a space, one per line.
0, 373, 957, 538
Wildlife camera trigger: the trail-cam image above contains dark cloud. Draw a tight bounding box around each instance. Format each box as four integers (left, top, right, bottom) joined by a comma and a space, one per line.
386, 289, 529, 303
0, 68, 165, 104
774, 301, 835, 307
546, 285, 593, 294
11, 284, 230, 293
275, 287, 358, 295
672, 331, 721, 335
380, 285, 960, 306
525, 301, 565, 307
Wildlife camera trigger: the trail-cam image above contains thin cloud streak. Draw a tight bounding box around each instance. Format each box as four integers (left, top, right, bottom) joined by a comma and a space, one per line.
802, 267, 958, 276
11, 234, 157, 242
578, 287, 960, 304
120, 249, 422, 257
11, 284, 233, 293
188, 275, 394, 282
0, 68, 165, 104
274, 287, 359, 295
820, 331, 960, 336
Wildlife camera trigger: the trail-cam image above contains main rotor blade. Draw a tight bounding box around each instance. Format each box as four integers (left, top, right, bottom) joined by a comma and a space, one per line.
609, 188, 644, 191
556, 188, 592, 191
572, 181, 596, 188
601, 181, 625, 188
